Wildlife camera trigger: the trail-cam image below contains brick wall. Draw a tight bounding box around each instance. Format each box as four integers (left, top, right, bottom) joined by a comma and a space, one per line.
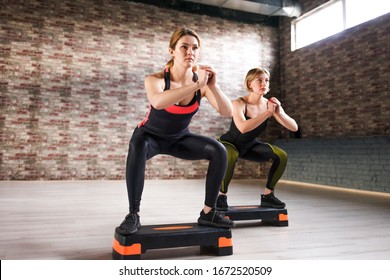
279, 1, 390, 138
276, 0, 390, 193
0, 0, 279, 180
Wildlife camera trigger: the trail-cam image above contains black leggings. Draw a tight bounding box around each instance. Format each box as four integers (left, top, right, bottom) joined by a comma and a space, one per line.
219, 139, 287, 193
126, 126, 228, 213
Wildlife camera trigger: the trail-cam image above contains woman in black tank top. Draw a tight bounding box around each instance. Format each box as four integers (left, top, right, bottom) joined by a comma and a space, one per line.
217, 67, 298, 210
117, 27, 235, 235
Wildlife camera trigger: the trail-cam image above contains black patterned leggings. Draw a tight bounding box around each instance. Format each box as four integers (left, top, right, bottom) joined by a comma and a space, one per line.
126, 126, 228, 213
219, 139, 287, 193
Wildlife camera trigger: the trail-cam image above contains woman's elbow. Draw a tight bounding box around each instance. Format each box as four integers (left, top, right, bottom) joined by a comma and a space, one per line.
291, 123, 299, 132
149, 98, 166, 110
152, 103, 165, 110
220, 109, 232, 118
220, 104, 233, 117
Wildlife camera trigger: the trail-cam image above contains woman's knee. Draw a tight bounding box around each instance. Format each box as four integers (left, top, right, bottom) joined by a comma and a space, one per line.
130, 135, 145, 148
205, 139, 227, 162
129, 132, 150, 158
272, 145, 288, 163
222, 142, 239, 163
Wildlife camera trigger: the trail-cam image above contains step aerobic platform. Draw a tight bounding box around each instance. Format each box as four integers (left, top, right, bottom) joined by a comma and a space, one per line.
224, 206, 288, 226
112, 223, 233, 260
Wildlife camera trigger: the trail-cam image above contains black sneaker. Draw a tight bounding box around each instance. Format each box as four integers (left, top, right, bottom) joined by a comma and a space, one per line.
216, 194, 229, 211
116, 212, 141, 235
261, 193, 286, 209
198, 209, 235, 228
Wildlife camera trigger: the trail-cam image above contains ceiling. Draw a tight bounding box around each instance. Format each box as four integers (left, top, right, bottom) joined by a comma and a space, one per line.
127, 0, 302, 25
182, 0, 302, 17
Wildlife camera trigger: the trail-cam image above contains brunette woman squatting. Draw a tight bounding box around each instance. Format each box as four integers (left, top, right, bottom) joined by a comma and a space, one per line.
117, 27, 235, 235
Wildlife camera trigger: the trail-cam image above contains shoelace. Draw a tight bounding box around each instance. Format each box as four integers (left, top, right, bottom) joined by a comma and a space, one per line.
211, 210, 225, 221
124, 213, 137, 225
270, 194, 282, 203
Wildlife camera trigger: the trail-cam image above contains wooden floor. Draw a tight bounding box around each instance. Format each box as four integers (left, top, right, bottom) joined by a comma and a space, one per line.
1, 179, 390, 260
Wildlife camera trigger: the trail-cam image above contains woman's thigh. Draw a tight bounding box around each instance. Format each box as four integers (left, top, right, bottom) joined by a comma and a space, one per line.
169, 133, 225, 160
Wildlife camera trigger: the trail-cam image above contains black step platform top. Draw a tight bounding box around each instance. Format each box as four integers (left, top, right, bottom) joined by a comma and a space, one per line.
224, 205, 288, 226
120, 222, 231, 237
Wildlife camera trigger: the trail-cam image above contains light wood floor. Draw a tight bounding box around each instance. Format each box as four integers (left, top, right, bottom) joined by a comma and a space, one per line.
1, 179, 389, 260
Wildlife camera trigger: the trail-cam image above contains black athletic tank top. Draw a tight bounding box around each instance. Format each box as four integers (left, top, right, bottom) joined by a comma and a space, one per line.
220, 98, 268, 145
138, 68, 201, 137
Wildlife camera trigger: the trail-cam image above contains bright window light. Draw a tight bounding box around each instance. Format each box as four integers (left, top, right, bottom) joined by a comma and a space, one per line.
294, 1, 343, 49
291, 0, 390, 51
346, 0, 390, 28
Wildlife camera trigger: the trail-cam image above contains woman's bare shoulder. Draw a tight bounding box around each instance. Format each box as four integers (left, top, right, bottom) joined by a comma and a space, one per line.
232, 97, 246, 106
145, 71, 164, 85
147, 71, 164, 79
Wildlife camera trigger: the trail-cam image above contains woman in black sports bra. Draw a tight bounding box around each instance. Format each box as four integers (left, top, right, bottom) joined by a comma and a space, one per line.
217, 67, 298, 210
117, 27, 235, 235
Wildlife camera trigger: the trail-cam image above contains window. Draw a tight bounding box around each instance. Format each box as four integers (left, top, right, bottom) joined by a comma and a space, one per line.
345, 0, 389, 28
291, 0, 390, 50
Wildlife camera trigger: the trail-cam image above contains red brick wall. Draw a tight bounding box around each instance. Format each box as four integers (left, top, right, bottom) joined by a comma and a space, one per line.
0, 0, 279, 180
279, 0, 390, 138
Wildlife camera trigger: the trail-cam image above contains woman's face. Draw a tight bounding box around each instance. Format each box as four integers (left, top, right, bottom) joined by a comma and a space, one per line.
170, 35, 200, 68
249, 73, 270, 95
